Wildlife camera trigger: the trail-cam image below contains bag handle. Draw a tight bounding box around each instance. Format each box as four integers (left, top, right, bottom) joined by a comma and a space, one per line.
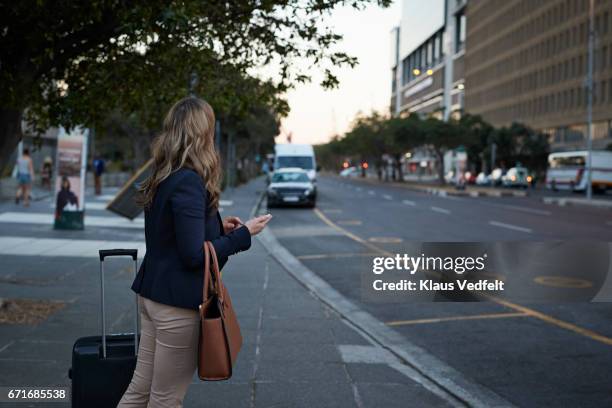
202, 242, 223, 306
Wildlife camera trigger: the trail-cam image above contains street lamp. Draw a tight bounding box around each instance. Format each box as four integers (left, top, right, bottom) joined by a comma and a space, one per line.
413, 68, 421, 76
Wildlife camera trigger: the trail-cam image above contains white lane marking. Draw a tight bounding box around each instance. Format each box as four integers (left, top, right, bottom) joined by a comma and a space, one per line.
356, 187, 363, 192
0, 212, 143, 229
402, 200, 416, 206
49, 202, 108, 210
94, 194, 117, 201
0, 236, 146, 257
383, 194, 393, 200
430, 206, 451, 215
219, 200, 233, 207
489, 220, 532, 233
502, 204, 551, 216
368, 190, 375, 195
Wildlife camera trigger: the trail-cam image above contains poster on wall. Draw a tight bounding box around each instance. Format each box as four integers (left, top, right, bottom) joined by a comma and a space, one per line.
54, 126, 89, 230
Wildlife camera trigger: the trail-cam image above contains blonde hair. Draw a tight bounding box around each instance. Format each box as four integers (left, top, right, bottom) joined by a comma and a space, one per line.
139, 97, 221, 211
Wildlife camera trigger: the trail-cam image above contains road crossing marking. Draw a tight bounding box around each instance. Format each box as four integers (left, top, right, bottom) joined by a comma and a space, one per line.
382, 194, 393, 200
489, 220, 532, 233
0, 212, 143, 229
386, 312, 527, 326
0, 236, 146, 258
430, 206, 450, 215
402, 200, 416, 206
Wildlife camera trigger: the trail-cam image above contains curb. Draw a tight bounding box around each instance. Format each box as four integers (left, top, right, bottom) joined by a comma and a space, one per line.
542, 196, 612, 209
252, 192, 514, 408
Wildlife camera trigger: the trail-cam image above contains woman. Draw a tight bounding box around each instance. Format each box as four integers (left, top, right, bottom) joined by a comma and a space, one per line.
15, 147, 34, 207
118, 97, 271, 408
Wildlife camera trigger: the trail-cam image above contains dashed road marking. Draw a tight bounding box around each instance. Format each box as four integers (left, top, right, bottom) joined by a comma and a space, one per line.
489, 220, 532, 233
368, 190, 375, 195
430, 206, 451, 215
501, 204, 551, 216
337, 220, 363, 226
402, 200, 416, 206
382, 194, 393, 200
368, 237, 403, 244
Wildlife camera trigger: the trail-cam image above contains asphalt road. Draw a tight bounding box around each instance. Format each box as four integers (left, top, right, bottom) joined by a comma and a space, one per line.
267, 175, 612, 408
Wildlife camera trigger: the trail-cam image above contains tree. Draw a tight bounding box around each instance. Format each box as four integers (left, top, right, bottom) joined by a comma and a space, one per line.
0, 0, 390, 170
422, 117, 464, 183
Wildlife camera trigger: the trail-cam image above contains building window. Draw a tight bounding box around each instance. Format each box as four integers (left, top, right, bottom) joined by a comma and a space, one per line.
456, 12, 466, 52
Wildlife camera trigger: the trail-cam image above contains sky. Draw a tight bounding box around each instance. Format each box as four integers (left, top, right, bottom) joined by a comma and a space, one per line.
276, 1, 402, 146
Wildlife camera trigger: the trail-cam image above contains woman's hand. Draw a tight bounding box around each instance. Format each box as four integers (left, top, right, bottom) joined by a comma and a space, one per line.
223, 216, 244, 234
245, 214, 272, 236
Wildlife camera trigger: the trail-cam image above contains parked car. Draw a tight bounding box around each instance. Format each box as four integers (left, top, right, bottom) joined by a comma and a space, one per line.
490, 168, 505, 186
267, 168, 316, 208
475, 172, 491, 186
339, 166, 359, 178
502, 166, 530, 188
464, 171, 477, 185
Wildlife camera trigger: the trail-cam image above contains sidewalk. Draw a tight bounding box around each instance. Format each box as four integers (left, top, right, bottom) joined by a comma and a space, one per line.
0, 177, 456, 407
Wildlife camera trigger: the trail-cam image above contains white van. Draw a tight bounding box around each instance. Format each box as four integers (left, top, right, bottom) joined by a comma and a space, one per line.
546, 150, 612, 192
274, 144, 317, 182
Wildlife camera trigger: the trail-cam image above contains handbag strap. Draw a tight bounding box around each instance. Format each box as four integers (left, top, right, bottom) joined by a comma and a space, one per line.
205, 241, 224, 304
202, 241, 223, 305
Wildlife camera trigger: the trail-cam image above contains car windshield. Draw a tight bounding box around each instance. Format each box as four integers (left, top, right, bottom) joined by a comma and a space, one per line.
277, 156, 314, 170
272, 172, 310, 183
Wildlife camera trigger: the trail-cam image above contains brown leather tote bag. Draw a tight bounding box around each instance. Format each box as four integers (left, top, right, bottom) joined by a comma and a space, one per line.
198, 241, 243, 380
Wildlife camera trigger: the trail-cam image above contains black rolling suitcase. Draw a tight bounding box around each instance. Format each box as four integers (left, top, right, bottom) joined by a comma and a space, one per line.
69, 249, 140, 408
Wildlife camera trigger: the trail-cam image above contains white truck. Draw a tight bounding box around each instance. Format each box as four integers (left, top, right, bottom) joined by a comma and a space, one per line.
546, 150, 612, 192
273, 144, 318, 182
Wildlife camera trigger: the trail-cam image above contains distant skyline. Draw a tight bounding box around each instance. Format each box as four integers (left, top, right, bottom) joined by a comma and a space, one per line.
276, 1, 401, 145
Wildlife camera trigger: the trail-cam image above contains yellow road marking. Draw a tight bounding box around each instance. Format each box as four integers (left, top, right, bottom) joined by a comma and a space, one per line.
314, 208, 391, 255
313, 207, 612, 346
297, 252, 379, 260
534, 276, 593, 289
387, 312, 527, 326
487, 296, 612, 346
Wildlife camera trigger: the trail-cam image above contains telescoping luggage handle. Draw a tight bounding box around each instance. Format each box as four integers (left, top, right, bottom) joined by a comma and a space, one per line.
98, 249, 139, 359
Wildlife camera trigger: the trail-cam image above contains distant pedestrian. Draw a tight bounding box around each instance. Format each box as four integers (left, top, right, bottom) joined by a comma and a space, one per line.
14, 147, 34, 207
41, 156, 53, 190
93, 156, 105, 195
118, 96, 272, 408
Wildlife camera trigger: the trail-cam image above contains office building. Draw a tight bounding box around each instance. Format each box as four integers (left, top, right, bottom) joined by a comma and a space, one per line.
465, 0, 612, 151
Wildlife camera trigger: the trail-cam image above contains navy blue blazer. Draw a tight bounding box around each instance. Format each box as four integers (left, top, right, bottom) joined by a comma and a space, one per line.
131, 168, 251, 310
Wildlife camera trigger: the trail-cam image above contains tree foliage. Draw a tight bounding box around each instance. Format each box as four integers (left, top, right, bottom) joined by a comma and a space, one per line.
317, 111, 550, 183
0, 0, 390, 170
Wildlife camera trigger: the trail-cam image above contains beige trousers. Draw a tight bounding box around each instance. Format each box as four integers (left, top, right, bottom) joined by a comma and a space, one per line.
117, 296, 200, 408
